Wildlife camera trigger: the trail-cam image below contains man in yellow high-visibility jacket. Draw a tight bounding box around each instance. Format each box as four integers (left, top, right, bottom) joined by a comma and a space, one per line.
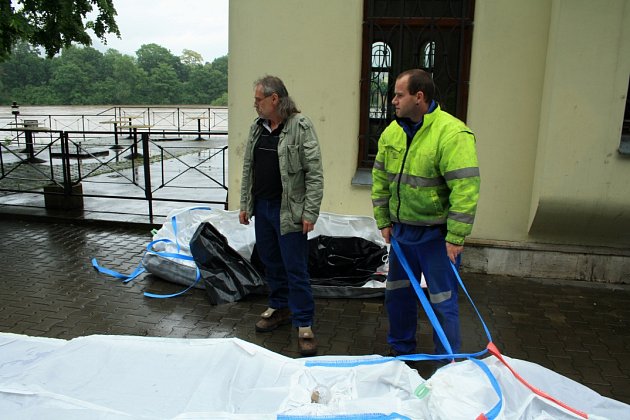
372, 69, 480, 358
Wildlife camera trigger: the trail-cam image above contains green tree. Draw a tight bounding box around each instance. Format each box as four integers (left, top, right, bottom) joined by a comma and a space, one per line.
180, 49, 203, 66
47, 45, 107, 104
98, 49, 145, 104
212, 92, 228, 106
0, 0, 120, 61
210, 55, 228, 75
144, 63, 181, 104
182, 64, 223, 104
136, 43, 186, 80
0, 41, 50, 103
1, 41, 228, 105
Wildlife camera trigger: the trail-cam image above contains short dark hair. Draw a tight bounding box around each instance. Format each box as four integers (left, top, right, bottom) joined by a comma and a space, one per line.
397, 69, 435, 104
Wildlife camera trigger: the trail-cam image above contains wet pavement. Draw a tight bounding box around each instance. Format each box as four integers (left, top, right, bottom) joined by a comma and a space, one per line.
0, 215, 629, 406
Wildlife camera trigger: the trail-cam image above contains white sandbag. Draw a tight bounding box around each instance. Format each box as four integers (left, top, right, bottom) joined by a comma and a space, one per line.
1, 333, 628, 420
142, 207, 389, 292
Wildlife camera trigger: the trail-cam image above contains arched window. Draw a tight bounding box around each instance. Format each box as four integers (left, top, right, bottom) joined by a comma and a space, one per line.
421, 41, 436, 72
370, 42, 392, 119
357, 0, 475, 170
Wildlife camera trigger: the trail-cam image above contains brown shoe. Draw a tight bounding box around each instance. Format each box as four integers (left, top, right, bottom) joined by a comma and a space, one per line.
255, 307, 291, 332
298, 326, 318, 356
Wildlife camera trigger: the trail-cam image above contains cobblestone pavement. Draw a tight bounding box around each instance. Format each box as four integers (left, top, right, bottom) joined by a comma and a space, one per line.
0, 218, 629, 405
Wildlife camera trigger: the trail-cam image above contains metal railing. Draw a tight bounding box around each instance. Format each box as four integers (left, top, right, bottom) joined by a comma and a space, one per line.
0, 124, 228, 223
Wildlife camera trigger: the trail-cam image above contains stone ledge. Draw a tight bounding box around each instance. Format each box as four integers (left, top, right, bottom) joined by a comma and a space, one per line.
462, 241, 630, 284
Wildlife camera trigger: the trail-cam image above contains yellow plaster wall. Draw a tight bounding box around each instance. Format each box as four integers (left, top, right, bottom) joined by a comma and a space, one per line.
228, 0, 630, 248
467, 0, 551, 243
227, 0, 367, 216
528, 0, 630, 247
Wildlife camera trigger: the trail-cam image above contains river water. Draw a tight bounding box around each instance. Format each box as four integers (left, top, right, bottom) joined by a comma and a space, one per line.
0, 105, 228, 134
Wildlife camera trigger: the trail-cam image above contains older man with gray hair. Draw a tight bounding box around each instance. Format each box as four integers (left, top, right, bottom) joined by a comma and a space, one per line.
239, 75, 324, 356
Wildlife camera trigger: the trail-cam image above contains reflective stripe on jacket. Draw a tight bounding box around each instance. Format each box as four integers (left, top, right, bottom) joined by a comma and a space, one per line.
240, 113, 324, 235
371, 105, 480, 245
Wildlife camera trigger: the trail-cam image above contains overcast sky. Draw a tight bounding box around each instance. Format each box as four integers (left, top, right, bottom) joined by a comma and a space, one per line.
90, 0, 229, 63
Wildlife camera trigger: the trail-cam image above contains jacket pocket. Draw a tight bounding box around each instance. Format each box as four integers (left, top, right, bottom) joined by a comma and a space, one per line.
385, 144, 403, 157
286, 145, 301, 174
288, 191, 305, 223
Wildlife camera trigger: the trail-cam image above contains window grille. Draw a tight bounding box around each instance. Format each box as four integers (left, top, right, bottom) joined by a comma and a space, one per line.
620, 77, 630, 155
358, 0, 475, 168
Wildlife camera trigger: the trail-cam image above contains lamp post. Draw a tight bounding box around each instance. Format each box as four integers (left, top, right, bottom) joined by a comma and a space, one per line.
11, 102, 20, 146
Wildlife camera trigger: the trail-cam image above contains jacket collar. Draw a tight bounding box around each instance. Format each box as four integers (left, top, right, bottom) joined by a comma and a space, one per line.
395, 100, 439, 139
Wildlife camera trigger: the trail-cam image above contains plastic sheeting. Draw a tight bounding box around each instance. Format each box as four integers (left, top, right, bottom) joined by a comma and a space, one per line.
0, 332, 628, 419
190, 221, 267, 304
142, 207, 389, 298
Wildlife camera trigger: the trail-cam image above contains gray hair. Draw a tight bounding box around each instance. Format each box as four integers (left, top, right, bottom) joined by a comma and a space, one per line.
254, 75, 300, 120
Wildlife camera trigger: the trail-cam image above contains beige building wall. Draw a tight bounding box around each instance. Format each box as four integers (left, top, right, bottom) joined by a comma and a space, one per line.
228, 0, 630, 280
227, 0, 367, 215
527, 1, 630, 248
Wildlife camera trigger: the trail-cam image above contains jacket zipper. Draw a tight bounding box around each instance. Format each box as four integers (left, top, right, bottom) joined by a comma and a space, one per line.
395, 135, 413, 222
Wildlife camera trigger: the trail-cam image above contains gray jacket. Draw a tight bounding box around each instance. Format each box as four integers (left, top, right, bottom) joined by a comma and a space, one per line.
240, 113, 324, 235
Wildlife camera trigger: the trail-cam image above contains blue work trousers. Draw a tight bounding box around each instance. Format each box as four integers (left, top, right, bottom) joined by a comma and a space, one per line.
386, 224, 461, 355
254, 198, 314, 327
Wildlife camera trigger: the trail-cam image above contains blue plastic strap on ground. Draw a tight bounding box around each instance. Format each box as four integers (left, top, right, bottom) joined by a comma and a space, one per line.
277, 413, 412, 420
390, 237, 454, 356
92, 207, 212, 298
91, 258, 146, 283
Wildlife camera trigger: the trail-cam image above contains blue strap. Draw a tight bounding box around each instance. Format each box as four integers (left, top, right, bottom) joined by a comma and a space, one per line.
277, 413, 412, 420
91, 258, 146, 283
143, 265, 202, 299
92, 207, 213, 298
146, 238, 195, 261
450, 260, 493, 343
170, 206, 213, 255
306, 237, 504, 420
389, 237, 454, 356
469, 357, 503, 420
138, 233, 202, 298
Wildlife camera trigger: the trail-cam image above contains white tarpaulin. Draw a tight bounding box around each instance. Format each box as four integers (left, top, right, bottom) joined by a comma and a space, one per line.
141, 207, 391, 294
0, 332, 628, 420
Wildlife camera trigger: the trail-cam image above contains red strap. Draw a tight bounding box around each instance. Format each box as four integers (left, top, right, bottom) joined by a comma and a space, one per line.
486, 342, 588, 419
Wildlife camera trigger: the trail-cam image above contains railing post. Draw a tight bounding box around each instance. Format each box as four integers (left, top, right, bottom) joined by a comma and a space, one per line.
44, 131, 84, 210
61, 132, 71, 193
141, 132, 154, 223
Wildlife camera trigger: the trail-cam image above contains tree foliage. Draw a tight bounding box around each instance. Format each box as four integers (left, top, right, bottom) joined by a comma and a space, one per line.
0, 0, 120, 61
0, 43, 228, 105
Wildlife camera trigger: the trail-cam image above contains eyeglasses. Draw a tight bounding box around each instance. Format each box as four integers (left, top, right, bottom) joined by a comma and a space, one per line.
254, 93, 275, 104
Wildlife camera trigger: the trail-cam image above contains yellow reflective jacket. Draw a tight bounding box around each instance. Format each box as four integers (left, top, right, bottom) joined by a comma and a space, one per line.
371, 105, 480, 245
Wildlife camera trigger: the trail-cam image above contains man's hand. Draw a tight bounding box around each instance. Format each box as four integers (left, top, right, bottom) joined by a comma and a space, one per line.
446, 242, 463, 264
380, 226, 392, 244
239, 211, 249, 225
302, 219, 315, 234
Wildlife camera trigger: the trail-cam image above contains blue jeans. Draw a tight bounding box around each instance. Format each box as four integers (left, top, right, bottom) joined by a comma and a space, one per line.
254, 198, 314, 327
385, 224, 461, 355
